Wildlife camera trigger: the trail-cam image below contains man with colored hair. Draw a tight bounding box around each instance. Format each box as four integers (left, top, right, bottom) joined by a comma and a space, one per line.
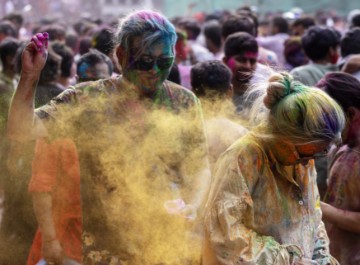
8, 10, 210, 265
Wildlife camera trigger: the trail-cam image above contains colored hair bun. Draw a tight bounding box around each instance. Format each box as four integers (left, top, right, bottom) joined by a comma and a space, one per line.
263, 72, 294, 109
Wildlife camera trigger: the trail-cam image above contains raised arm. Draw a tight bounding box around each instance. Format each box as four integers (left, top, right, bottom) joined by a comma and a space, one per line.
7, 32, 49, 142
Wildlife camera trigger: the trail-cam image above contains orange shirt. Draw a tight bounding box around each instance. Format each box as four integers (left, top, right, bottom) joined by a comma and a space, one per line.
27, 138, 82, 265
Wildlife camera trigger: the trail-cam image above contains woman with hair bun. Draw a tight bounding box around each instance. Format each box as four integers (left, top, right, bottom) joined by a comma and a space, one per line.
203, 72, 344, 265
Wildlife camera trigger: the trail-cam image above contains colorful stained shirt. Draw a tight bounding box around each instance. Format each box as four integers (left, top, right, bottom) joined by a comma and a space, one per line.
34, 76, 209, 265
203, 133, 339, 265
324, 145, 360, 265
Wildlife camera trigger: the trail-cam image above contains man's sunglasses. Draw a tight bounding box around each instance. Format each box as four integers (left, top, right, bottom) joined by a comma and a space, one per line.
131, 56, 174, 71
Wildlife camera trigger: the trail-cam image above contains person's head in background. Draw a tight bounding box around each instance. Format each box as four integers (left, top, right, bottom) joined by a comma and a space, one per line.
191, 60, 232, 100
65, 32, 79, 56
76, 49, 113, 83
301, 25, 341, 65
91, 26, 115, 57
79, 36, 92, 56
340, 27, 360, 60
203, 20, 222, 57
177, 18, 201, 41
115, 10, 177, 95
174, 30, 188, 64
39, 23, 66, 42
284, 36, 309, 70
2, 12, 23, 37
223, 32, 258, 96
221, 15, 256, 40
349, 13, 360, 29
291, 16, 316, 36
316, 72, 360, 148
38, 46, 62, 86
236, 7, 259, 36
247, 71, 345, 165
0, 20, 17, 42
270, 16, 289, 35
51, 41, 76, 87
0, 37, 20, 77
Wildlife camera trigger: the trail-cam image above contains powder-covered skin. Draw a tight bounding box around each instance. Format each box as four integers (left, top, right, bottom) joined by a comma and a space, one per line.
324, 145, 360, 265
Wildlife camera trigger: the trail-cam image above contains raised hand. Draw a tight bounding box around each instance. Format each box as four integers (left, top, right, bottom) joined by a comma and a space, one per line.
21, 32, 49, 78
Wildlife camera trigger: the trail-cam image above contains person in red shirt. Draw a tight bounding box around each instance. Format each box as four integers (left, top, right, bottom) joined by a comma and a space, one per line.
27, 138, 82, 265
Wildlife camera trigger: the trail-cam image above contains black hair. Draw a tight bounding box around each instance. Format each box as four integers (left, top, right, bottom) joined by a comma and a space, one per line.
340, 27, 360, 57
76, 49, 113, 79
177, 18, 201, 40
301, 26, 341, 61
0, 37, 20, 65
167, 63, 181, 85
272, 16, 289, 33
91, 26, 115, 55
39, 47, 61, 85
191, 60, 232, 97
79, 37, 92, 55
204, 20, 222, 49
222, 15, 255, 39
292, 16, 316, 29
39, 24, 66, 41
224, 32, 258, 58
0, 20, 17, 38
3, 12, 24, 27
351, 13, 360, 28
51, 41, 75, 78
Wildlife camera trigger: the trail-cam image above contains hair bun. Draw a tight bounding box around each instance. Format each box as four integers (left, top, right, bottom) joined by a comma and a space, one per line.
263, 72, 295, 109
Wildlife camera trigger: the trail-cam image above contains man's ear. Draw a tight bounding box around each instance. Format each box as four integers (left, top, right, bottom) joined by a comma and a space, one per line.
222, 56, 228, 65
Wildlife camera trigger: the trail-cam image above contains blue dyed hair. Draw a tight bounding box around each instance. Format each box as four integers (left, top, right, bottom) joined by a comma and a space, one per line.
116, 10, 177, 58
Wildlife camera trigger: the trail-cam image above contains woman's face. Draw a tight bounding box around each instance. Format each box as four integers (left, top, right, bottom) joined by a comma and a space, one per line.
294, 140, 332, 163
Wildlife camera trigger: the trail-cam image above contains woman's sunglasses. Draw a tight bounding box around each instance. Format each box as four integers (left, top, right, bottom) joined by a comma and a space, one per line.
131, 56, 174, 71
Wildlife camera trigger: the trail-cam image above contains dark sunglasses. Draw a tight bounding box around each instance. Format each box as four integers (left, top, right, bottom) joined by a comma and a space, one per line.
295, 148, 330, 164
131, 56, 174, 71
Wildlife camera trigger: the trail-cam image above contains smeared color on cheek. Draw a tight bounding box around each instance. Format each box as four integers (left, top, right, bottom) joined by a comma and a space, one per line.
227, 57, 237, 72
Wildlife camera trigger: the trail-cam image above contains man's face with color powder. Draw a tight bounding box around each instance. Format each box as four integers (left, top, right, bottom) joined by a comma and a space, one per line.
122, 36, 174, 94
225, 50, 258, 94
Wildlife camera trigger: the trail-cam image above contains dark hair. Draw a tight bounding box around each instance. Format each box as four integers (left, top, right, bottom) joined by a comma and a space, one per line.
167, 63, 181, 85
292, 16, 316, 29
0, 37, 20, 65
351, 13, 360, 28
284, 37, 309, 68
340, 28, 360, 57
76, 49, 113, 80
222, 15, 255, 39
3, 12, 24, 27
51, 41, 74, 78
301, 26, 341, 60
39, 47, 61, 85
204, 20, 222, 49
316, 72, 360, 110
0, 20, 17, 38
191, 60, 232, 97
224, 32, 258, 58
79, 36, 92, 55
236, 9, 259, 36
65, 33, 79, 53
39, 24, 66, 41
177, 18, 201, 40
91, 26, 115, 55
272, 16, 289, 33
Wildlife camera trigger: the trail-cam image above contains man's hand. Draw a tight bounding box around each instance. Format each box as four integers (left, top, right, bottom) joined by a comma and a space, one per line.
22, 32, 49, 78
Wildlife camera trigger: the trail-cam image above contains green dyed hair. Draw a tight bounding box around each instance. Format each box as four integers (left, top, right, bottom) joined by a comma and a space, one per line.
248, 72, 345, 144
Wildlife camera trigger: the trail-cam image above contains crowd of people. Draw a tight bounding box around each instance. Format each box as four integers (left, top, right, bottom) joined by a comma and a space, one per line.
0, 4, 359, 265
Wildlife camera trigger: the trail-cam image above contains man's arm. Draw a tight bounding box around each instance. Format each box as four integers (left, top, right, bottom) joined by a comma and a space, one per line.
7, 32, 49, 142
